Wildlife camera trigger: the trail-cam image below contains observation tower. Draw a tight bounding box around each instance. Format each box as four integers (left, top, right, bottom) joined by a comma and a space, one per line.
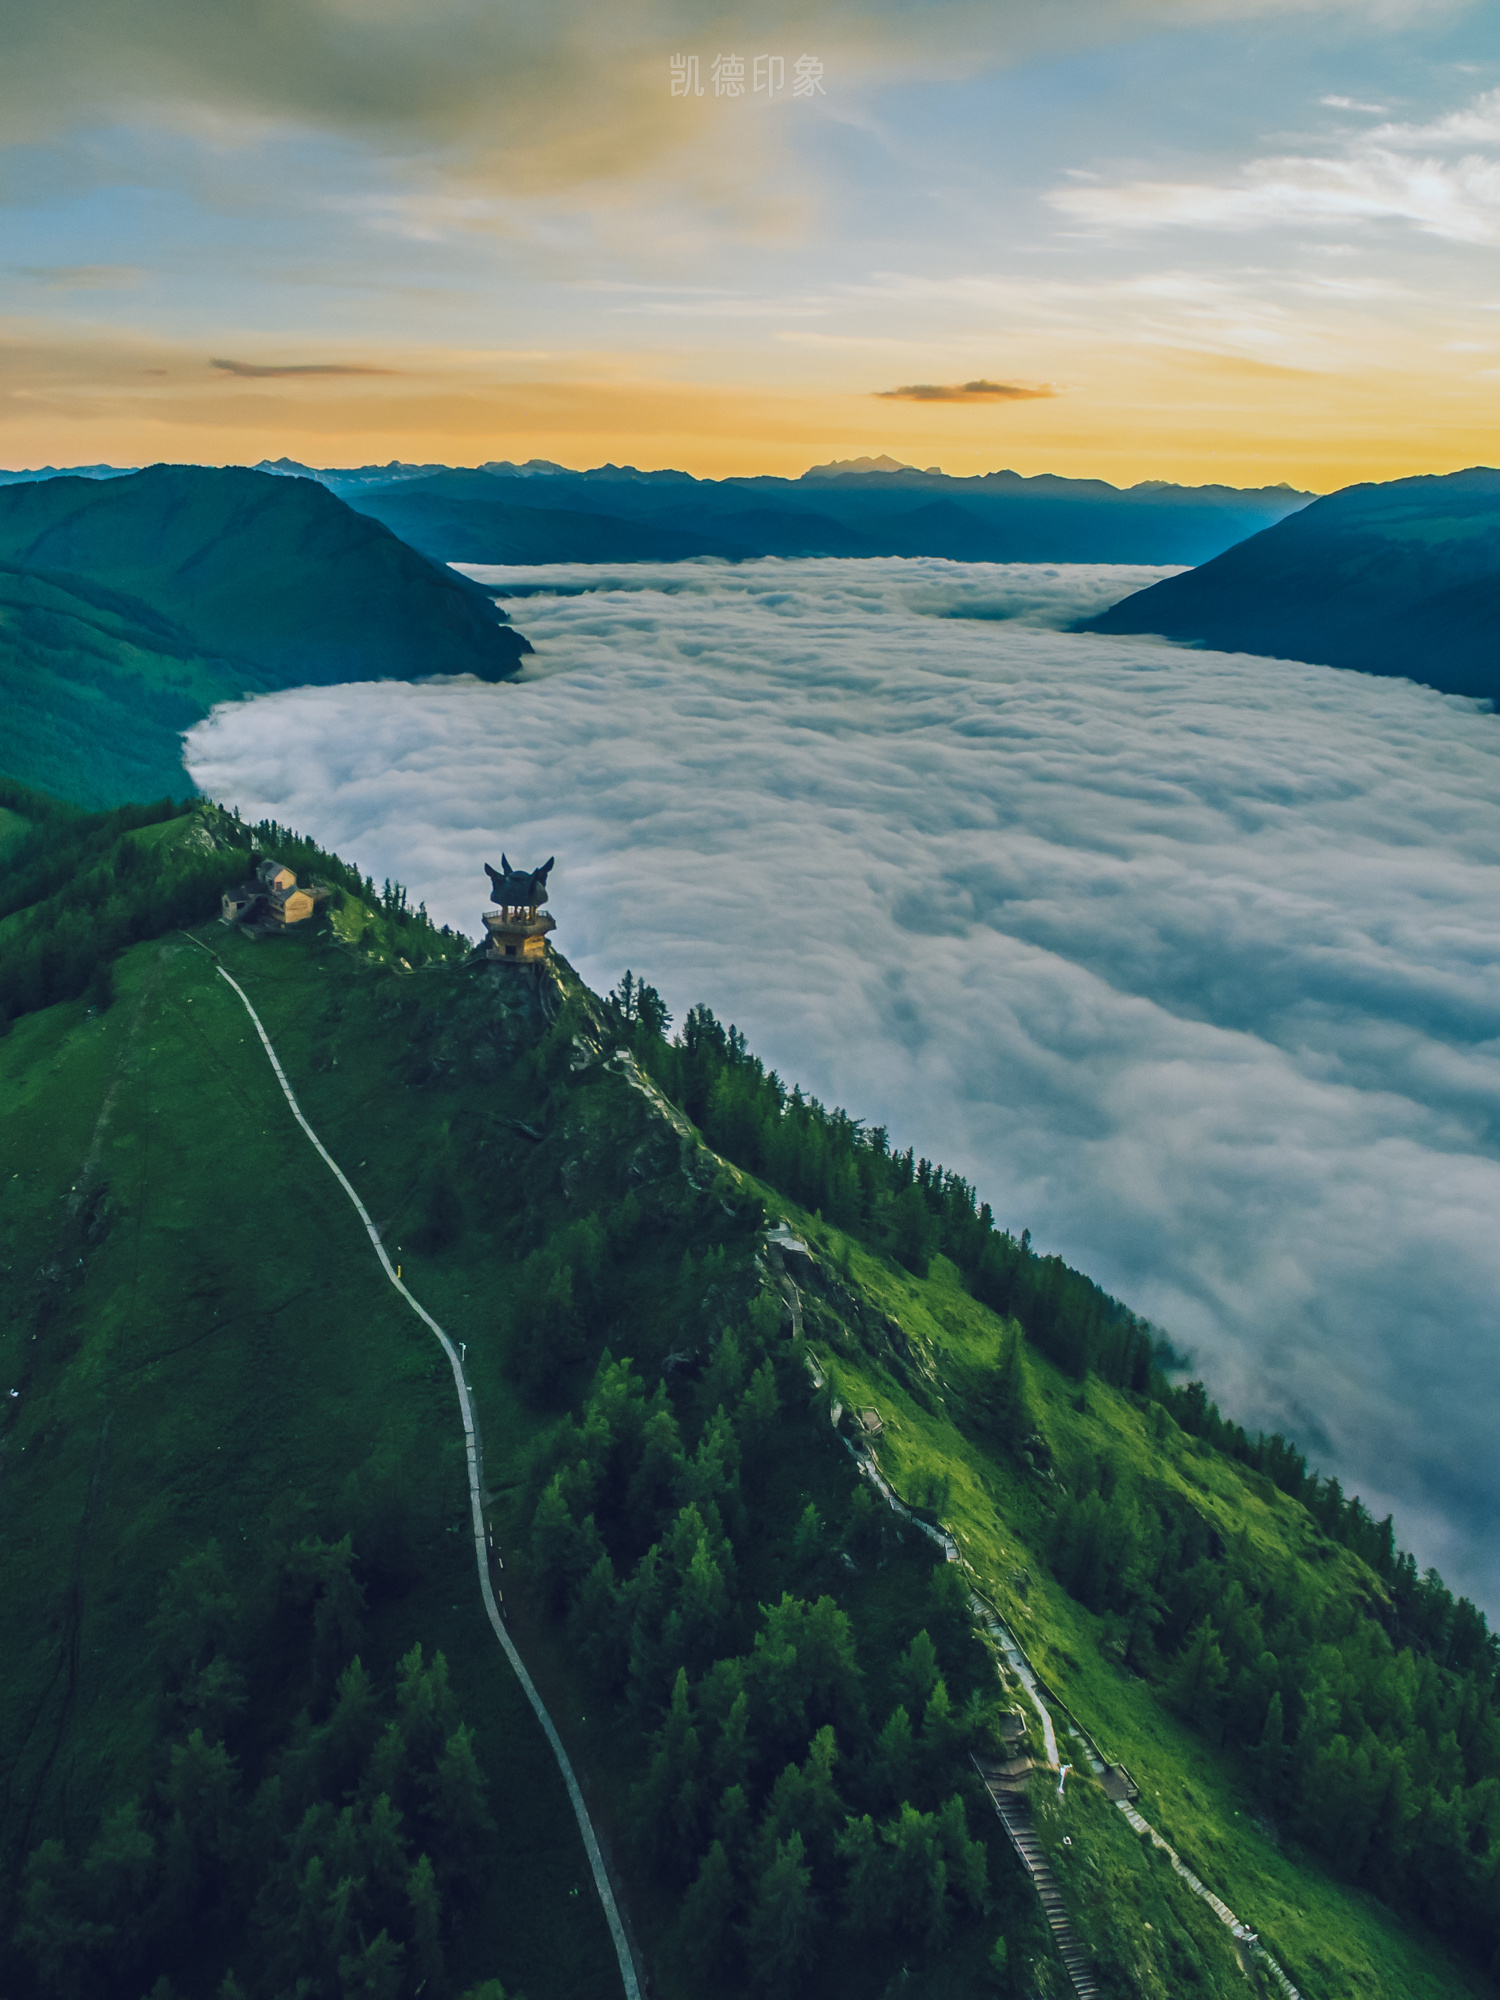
481, 855, 556, 964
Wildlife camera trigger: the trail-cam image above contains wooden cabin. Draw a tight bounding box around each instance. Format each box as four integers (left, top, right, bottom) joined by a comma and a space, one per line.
220, 859, 329, 929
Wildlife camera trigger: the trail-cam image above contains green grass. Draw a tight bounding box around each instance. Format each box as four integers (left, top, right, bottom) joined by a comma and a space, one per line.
762, 1226, 1497, 2000
0, 924, 625, 1996
2, 886, 1492, 2000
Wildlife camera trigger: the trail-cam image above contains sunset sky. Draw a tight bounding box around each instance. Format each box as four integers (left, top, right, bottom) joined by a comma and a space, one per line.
4, 0, 1498, 487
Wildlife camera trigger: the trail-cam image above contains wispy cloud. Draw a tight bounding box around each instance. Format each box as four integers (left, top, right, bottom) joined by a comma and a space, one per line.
209, 357, 399, 377
0, 0, 1389, 200
14, 263, 143, 288
1050, 86, 1500, 246
187, 555, 1500, 1611
1320, 94, 1389, 114
874, 378, 1057, 401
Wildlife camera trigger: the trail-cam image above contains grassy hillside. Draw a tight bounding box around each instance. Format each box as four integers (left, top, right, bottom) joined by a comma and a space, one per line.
766, 1248, 1496, 2000
0, 570, 255, 805
1087, 465, 1500, 702
0, 466, 531, 808
1, 799, 1495, 2000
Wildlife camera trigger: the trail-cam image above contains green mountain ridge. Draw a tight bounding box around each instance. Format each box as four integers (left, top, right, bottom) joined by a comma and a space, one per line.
0, 466, 532, 808
1, 783, 1497, 2000
1086, 466, 1500, 703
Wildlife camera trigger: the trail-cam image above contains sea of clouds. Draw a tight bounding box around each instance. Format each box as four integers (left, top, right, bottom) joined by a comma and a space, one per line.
185, 557, 1500, 1609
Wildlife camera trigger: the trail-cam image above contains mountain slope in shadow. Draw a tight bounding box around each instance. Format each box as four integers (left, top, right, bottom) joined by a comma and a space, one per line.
335, 462, 1313, 566
1086, 467, 1500, 703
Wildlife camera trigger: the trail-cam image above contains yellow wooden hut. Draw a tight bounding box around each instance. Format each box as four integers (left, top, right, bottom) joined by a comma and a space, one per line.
221, 859, 329, 929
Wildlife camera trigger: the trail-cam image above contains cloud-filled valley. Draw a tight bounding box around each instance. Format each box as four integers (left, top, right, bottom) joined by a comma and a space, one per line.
185, 556, 1500, 1609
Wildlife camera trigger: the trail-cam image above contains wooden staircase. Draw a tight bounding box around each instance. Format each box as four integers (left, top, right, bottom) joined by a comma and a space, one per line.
973, 1759, 1100, 2000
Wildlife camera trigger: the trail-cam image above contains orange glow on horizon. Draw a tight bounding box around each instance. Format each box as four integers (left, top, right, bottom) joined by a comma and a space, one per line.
2, 333, 1496, 495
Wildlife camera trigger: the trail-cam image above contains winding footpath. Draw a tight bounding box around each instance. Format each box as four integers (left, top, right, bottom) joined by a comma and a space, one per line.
853, 1430, 1306, 1999
212, 963, 642, 2000
1116, 1803, 1303, 2000
214, 938, 1300, 2000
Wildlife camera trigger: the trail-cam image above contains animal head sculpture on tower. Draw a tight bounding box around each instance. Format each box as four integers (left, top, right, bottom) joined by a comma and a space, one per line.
484, 854, 555, 908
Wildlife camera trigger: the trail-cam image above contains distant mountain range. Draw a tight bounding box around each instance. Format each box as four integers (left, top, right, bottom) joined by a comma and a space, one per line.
0, 465, 530, 806
305, 460, 1316, 567
0, 456, 1315, 566
1087, 466, 1500, 705
8, 454, 1493, 779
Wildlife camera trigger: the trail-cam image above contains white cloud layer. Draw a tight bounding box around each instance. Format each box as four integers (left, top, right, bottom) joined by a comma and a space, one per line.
185, 558, 1500, 1610
1051, 86, 1500, 246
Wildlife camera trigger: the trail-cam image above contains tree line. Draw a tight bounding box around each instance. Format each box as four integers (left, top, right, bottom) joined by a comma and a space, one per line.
1043, 1432, 1500, 1968
606, 983, 1154, 1393
600, 975, 1500, 1975
606, 982, 1493, 1675
524, 1301, 1017, 1994
1153, 1376, 1495, 1677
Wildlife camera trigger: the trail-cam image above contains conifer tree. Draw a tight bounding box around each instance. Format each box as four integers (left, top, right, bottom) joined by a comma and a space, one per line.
896, 1630, 940, 1714
160, 1729, 239, 1915
570, 1554, 626, 1690
873, 1706, 917, 1810
678, 1838, 738, 1980
395, 1645, 458, 1774
743, 1831, 818, 1990
637, 1669, 704, 1878
922, 1677, 959, 1760
321, 1656, 382, 1797
712, 1688, 753, 1793
884, 1801, 950, 1949
363, 1791, 410, 1903
1252, 1690, 1287, 1801
407, 1852, 445, 1992
714, 1782, 754, 1869
337, 1928, 405, 2000
837, 1813, 884, 1931
791, 1502, 826, 1588
284, 1535, 367, 1697
934, 1793, 987, 1915
1166, 1617, 1230, 1740
738, 1361, 781, 1460
427, 1724, 496, 1893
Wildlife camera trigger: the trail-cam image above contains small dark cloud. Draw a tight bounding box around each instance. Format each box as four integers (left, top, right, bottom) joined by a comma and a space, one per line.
875, 378, 1057, 402
210, 358, 398, 378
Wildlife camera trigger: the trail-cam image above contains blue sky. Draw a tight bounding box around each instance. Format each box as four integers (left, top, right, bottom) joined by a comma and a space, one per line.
3, 0, 1498, 481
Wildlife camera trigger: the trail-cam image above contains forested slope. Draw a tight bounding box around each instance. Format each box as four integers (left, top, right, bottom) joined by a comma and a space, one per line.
0, 795, 1494, 2000
0, 467, 531, 808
